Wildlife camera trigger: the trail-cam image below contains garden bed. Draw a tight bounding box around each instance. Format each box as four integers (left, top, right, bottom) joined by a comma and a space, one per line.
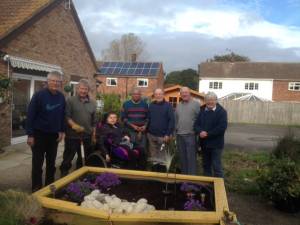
34, 167, 229, 225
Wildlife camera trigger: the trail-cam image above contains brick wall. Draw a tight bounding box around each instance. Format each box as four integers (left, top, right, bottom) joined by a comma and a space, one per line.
96, 76, 161, 100
273, 80, 300, 102
0, 1, 96, 146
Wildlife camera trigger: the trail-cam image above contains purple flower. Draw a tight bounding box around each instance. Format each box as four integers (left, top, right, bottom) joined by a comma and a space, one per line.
184, 199, 204, 211
65, 181, 95, 202
180, 182, 200, 193
95, 172, 121, 190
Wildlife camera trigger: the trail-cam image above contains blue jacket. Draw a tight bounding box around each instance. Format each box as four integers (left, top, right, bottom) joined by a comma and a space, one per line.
26, 88, 66, 136
148, 100, 175, 137
194, 103, 227, 149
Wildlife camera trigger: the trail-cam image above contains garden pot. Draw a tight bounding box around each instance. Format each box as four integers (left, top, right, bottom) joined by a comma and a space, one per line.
34, 167, 230, 225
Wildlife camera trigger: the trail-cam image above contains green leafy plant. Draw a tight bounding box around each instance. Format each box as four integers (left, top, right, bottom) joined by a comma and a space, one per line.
0, 190, 44, 225
102, 93, 122, 116
257, 134, 300, 213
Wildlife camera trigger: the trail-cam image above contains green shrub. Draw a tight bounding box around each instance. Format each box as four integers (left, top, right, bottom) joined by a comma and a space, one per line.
257, 135, 300, 213
102, 93, 122, 115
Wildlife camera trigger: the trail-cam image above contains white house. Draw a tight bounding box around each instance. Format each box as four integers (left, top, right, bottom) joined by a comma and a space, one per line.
198, 62, 300, 102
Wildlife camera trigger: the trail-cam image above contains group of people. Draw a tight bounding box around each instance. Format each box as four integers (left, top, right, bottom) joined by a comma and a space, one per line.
26, 71, 227, 192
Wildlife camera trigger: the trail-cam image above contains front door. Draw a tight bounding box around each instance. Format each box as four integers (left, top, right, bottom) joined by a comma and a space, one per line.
11, 73, 46, 144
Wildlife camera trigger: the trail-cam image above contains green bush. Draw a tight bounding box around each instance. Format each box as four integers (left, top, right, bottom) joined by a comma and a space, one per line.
257, 135, 300, 213
102, 93, 122, 115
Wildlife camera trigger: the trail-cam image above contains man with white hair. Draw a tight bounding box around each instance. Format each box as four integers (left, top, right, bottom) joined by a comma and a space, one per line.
194, 92, 227, 178
60, 79, 97, 177
175, 87, 200, 175
26, 71, 65, 192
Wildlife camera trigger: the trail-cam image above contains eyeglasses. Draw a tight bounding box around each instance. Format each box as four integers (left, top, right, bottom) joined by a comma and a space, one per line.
48, 79, 62, 83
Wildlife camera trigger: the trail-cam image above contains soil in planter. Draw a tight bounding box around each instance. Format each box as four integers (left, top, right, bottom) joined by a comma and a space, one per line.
54, 173, 215, 211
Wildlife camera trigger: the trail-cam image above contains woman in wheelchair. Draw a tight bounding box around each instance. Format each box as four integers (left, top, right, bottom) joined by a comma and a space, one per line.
95, 112, 145, 169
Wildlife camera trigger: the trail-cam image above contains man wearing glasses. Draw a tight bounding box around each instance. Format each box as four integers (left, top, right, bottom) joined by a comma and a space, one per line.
26, 71, 66, 192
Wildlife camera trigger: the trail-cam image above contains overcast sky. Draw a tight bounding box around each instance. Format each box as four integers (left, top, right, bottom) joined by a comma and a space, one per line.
73, 0, 300, 72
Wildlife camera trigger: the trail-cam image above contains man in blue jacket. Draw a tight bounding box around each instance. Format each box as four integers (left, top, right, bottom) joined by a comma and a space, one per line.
194, 92, 227, 178
147, 88, 175, 163
26, 71, 65, 192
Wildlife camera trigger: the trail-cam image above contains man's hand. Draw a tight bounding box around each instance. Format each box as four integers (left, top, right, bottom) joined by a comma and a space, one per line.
71, 123, 85, 133
27, 136, 34, 147
57, 132, 65, 142
131, 124, 139, 131
139, 125, 146, 132
163, 135, 170, 143
92, 133, 97, 144
199, 131, 208, 138
105, 154, 111, 162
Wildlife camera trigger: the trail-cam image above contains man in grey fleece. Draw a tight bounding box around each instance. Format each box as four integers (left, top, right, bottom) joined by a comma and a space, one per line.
175, 87, 200, 175
60, 79, 97, 176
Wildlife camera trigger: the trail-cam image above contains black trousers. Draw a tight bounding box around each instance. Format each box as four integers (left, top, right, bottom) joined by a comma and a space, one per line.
31, 131, 58, 192
60, 136, 93, 175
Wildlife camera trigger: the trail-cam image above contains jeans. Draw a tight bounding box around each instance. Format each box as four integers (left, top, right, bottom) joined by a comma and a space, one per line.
31, 131, 58, 192
202, 147, 224, 178
60, 136, 93, 176
176, 134, 197, 175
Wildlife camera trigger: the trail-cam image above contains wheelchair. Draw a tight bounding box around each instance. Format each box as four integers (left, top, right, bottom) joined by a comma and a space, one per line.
86, 142, 146, 170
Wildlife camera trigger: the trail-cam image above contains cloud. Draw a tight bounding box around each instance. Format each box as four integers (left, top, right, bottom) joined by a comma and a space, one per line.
73, 0, 300, 72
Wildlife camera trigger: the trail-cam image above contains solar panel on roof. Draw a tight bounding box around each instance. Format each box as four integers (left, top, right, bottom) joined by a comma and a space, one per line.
142, 68, 150, 75
110, 62, 117, 67
123, 63, 131, 68
151, 62, 160, 68
107, 68, 114, 74
113, 67, 121, 74
99, 67, 107, 74
135, 68, 143, 74
120, 68, 128, 74
144, 63, 151, 68
102, 62, 110, 67
149, 68, 158, 75
137, 63, 145, 68
127, 68, 136, 74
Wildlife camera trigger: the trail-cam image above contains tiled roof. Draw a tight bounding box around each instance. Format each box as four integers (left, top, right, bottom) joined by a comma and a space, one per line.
199, 62, 300, 80
0, 0, 54, 39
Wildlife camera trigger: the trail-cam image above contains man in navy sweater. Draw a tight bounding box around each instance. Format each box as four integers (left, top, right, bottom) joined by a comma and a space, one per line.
194, 92, 227, 178
26, 71, 65, 192
147, 88, 175, 162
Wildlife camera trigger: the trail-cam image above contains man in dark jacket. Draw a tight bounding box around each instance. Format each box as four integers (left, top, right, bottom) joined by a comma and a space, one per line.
26, 71, 65, 192
147, 88, 175, 162
194, 92, 227, 177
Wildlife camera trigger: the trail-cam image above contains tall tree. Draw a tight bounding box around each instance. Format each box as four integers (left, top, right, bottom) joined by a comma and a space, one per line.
164, 69, 199, 91
101, 33, 147, 61
209, 52, 250, 62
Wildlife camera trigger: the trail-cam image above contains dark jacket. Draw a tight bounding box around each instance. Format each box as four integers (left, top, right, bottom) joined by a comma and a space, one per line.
96, 123, 129, 155
148, 100, 175, 137
26, 88, 66, 136
194, 103, 227, 149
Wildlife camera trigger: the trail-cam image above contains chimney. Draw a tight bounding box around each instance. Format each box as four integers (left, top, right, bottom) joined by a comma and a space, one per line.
131, 53, 137, 62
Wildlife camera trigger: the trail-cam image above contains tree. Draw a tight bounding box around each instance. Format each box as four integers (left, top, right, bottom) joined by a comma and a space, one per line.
101, 33, 147, 61
164, 69, 199, 91
208, 52, 250, 62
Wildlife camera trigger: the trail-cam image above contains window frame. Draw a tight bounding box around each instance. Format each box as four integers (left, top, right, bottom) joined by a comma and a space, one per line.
106, 77, 118, 86
137, 78, 149, 87
245, 82, 259, 90
209, 81, 222, 90
288, 82, 300, 91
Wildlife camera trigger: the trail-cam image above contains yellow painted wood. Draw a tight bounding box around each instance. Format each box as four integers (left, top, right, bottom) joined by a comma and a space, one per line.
35, 167, 229, 224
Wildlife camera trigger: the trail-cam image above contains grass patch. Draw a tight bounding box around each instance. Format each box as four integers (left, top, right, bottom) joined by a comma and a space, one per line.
222, 150, 269, 195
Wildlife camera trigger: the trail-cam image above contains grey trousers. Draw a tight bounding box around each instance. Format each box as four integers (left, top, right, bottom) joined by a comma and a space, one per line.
176, 134, 197, 175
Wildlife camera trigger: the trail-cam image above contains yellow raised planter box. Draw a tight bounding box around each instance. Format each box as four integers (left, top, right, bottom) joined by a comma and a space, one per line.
34, 167, 229, 225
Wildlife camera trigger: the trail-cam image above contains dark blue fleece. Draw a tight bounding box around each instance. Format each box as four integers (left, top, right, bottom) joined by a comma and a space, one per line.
194, 103, 227, 149
148, 100, 175, 137
26, 88, 66, 135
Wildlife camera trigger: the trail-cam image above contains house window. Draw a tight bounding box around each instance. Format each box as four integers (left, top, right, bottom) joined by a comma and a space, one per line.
288, 82, 300, 91
169, 97, 177, 108
245, 82, 259, 90
70, 81, 78, 96
106, 77, 117, 86
209, 81, 222, 89
137, 78, 148, 87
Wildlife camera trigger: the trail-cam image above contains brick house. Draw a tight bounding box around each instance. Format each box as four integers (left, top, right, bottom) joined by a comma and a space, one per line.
0, 0, 98, 146
199, 62, 300, 102
95, 59, 164, 99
